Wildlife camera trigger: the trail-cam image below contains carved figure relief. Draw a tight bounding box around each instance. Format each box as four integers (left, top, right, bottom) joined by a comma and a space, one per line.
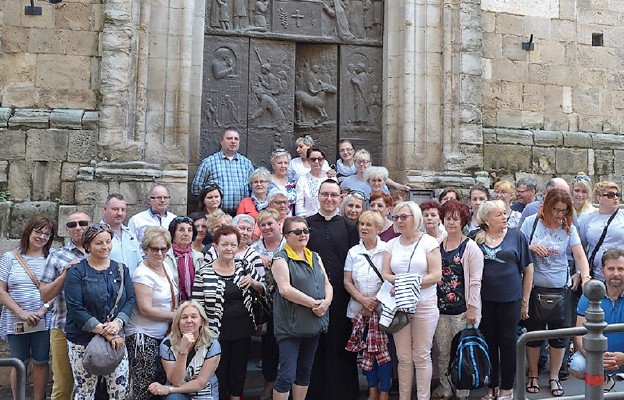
322, 0, 355, 40
217, 0, 231, 29
212, 47, 237, 79
250, 0, 269, 31
232, 0, 248, 29
341, 47, 382, 129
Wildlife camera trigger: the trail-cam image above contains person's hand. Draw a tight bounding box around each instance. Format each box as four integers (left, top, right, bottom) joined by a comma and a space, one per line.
238, 275, 257, 291
148, 382, 171, 396
398, 184, 410, 191
327, 168, 337, 178
361, 307, 373, 317
179, 332, 196, 354
463, 306, 477, 324
19, 311, 41, 327
103, 320, 122, 336
260, 255, 272, 269
109, 335, 125, 350
520, 302, 529, 320
571, 273, 581, 291
360, 296, 379, 313
604, 352, 624, 370
530, 244, 549, 257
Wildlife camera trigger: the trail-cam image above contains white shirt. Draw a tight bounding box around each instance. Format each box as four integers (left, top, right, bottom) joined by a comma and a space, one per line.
288, 157, 331, 182
344, 238, 387, 318
128, 208, 177, 245
295, 173, 327, 217
386, 233, 440, 300
126, 262, 178, 339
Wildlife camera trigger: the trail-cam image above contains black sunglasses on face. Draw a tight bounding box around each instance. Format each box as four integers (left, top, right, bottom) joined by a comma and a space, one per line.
66, 220, 90, 228
288, 228, 310, 235
602, 192, 621, 199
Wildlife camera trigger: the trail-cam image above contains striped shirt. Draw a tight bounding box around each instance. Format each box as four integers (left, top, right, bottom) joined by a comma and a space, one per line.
0, 250, 51, 338
190, 150, 254, 213
41, 242, 86, 330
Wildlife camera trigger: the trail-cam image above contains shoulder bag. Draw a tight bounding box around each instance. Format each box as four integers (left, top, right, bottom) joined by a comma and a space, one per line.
82, 261, 126, 376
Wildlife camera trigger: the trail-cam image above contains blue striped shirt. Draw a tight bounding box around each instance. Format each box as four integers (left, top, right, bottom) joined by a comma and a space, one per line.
191, 150, 254, 213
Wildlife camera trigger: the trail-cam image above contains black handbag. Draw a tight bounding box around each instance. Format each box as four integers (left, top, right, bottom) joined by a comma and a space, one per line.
529, 286, 569, 323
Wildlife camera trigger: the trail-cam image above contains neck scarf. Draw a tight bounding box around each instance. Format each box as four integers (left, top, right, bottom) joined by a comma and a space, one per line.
252, 192, 270, 212
173, 243, 193, 302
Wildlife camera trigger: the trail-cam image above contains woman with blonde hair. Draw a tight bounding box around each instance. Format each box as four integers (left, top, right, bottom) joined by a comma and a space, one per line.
570, 173, 596, 223
473, 200, 533, 400
340, 191, 368, 223
494, 180, 522, 229
148, 300, 221, 399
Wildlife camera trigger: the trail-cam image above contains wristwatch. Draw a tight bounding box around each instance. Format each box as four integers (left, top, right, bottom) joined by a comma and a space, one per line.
43, 302, 50, 310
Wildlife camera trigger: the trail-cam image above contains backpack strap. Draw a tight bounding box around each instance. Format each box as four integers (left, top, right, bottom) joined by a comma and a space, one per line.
588, 209, 619, 278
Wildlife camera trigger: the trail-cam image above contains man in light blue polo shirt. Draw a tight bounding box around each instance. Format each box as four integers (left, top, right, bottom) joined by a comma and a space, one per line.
102, 193, 143, 274
570, 247, 624, 378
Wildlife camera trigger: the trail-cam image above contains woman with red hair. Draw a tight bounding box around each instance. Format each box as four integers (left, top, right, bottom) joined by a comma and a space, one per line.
420, 200, 446, 243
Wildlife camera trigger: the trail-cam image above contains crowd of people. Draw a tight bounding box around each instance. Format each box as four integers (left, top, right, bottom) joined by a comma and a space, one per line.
1, 127, 623, 400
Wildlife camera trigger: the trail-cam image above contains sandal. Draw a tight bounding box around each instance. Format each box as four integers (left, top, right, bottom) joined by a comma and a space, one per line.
549, 379, 564, 397
498, 393, 513, 400
526, 376, 540, 393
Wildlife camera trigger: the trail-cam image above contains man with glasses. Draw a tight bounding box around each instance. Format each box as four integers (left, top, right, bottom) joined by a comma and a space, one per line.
102, 193, 143, 274
128, 184, 177, 244
191, 128, 254, 215
305, 179, 360, 400
519, 177, 571, 227
511, 177, 538, 213
40, 211, 91, 400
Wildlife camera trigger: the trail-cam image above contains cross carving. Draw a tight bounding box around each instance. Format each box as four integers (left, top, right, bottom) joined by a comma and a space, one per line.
291, 10, 304, 27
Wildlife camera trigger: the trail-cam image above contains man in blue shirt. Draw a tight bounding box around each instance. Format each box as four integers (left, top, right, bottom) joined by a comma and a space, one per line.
191, 128, 254, 215
570, 247, 624, 377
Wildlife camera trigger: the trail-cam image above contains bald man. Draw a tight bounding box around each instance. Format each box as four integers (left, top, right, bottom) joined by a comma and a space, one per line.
40, 211, 91, 400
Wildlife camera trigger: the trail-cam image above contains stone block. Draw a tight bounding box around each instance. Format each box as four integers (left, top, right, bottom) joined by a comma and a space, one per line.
26, 130, 69, 162
4, 158, 30, 201
64, 30, 99, 57
551, 19, 576, 41
502, 35, 528, 61
61, 162, 81, 182
573, 88, 603, 116
543, 113, 569, 131
482, 12, 495, 33
459, 53, 482, 75
564, 131, 592, 148
483, 128, 497, 143
578, 115, 603, 133
458, 124, 483, 145
592, 133, 624, 149
603, 117, 621, 134
1, 87, 41, 108
461, 28, 482, 52
118, 182, 155, 206
21, 3, 56, 29
559, 0, 576, 20
0, 131, 26, 161
540, 40, 565, 64
32, 161, 62, 201
10, 202, 58, 239
523, 16, 551, 39
68, 130, 98, 162
0, 27, 30, 53
496, 110, 522, 129
532, 147, 556, 174
8, 109, 50, 129
0, 109, 11, 128
521, 111, 544, 130
614, 150, 624, 176
55, 3, 94, 30
534, 130, 563, 146
60, 182, 76, 206
494, 128, 534, 145
82, 111, 99, 130
27, 28, 66, 54
0, 202, 13, 239
35, 54, 91, 90
75, 181, 113, 206
459, 104, 482, 125
568, 114, 579, 132
482, 33, 502, 59
499, 81, 523, 109
460, 75, 482, 104
484, 144, 532, 171
446, 144, 484, 172
593, 150, 614, 175
0, 161, 7, 183
491, 59, 528, 82
556, 148, 588, 174
50, 109, 85, 129
523, 84, 545, 112
37, 88, 98, 110
495, 14, 523, 35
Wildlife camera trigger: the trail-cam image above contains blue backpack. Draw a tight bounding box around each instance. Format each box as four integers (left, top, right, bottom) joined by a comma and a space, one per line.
448, 325, 491, 391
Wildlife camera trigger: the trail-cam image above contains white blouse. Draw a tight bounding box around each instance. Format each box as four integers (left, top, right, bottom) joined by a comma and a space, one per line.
344, 238, 387, 318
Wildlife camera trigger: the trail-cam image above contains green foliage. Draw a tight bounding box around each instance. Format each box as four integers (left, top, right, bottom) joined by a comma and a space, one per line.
0, 190, 10, 202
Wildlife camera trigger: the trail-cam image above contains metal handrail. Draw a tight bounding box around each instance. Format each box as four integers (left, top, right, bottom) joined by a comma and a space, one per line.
0, 358, 26, 400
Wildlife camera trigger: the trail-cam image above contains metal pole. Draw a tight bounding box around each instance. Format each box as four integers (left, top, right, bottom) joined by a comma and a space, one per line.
583, 280, 608, 400
0, 358, 26, 400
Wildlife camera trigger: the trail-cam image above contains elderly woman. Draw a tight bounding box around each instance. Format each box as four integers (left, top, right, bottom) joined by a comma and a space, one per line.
344, 211, 391, 400
494, 180, 522, 229
288, 135, 331, 181
579, 180, 624, 282
0, 216, 55, 400
520, 189, 590, 397
65, 223, 136, 399
432, 200, 483, 400
269, 148, 297, 213
473, 200, 533, 400
237, 167, 272, 220
419, 200, 446, 243
148, 300, 221, 399
192, 226, 265, 400
341, 190, 368, 223
232, 214, 263, 275
190, 211, 208, 253
467, 185, 491, 232
164, 217, 204, 304
364, 166, 390, 198
295, 148, 329, 217
381, 201, 442, 400
126, 227, 178, 400
438, 188, 462, 205
267, 189, 291, 228
370, 193, 399, 242
570, 173, 596, 223
272, 216, 333, 400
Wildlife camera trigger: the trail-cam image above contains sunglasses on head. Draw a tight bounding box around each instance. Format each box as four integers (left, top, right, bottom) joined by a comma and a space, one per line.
66, 220, 90, 228
573, 175, 590, 182
348, 190, 366, 199
86, 223, 111, 233
288, 228, 310, 235
174, 216, 193, 224
602, 192, 621, 199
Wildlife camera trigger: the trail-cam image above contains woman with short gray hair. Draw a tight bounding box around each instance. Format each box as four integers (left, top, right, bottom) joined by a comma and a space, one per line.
237, 167, 272, 221
364, 166, 389, 199
269, 149, 297, 215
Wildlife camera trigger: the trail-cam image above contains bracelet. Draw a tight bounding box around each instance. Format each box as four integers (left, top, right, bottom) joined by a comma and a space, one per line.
522, 298, 528, 303
179, 351, 188, 355
114, 318, 124, 329
583, 275, 591, 280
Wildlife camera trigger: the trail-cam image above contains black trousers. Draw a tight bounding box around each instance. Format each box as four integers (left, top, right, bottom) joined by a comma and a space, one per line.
217, 337, 251, 398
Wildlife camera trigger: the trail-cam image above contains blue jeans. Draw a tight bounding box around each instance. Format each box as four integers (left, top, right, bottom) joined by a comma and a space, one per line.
274, 336, 320, 393
7, 330, 50, 364
363, 326, 393, 392
164, 394, 191, 400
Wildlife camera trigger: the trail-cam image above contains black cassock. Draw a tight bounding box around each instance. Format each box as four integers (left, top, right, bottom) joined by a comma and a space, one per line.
305, 213, 360, 400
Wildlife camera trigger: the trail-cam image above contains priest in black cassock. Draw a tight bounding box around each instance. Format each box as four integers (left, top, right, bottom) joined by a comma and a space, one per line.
305, 179, 360, 400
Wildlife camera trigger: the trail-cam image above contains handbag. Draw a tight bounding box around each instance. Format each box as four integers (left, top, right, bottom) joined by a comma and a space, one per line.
82, 262, 126, 376
529, 286, 570, 323
241, 259, 272, 329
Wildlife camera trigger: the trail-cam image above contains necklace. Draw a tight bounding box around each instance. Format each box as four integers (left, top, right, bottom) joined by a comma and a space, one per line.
486, 229, 506, 243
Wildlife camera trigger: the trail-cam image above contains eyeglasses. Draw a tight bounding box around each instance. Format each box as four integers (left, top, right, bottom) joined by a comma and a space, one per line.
355, 159, 370, 165
148, 246, 169, 254
66, 220, 90, 228
309, 157, 325, 163
33, 229, 52, 238
573, 175, 590, 182
391, 214, 414, 222
149, 196, 170, 201
287, 228, 310, 235
602, 192, 621, 199
319, 192, 340, 199
552, 207, 568, 214
252, 180, 269, 185
494, 190, 510, 195
339, 147, 354, 153
271, 200, 288, 206
174, 216, 193, 224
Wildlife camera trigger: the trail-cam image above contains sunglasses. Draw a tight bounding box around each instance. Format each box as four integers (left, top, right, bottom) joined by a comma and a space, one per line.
149, 196, 170, 201
573, 175, 590, 182
391, 214, 414, 222
87, 223, 111, 232
602, 192, 621, 199
66, 220, 90, 228
309, 157, 325, 163
348, 190, 366, 199
148, 246, 169, 254
288, 228, 310, 235
174, 216, 193, 224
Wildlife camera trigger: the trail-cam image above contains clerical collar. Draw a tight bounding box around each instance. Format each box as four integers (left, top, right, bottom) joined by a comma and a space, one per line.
318, 210, 337, 221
